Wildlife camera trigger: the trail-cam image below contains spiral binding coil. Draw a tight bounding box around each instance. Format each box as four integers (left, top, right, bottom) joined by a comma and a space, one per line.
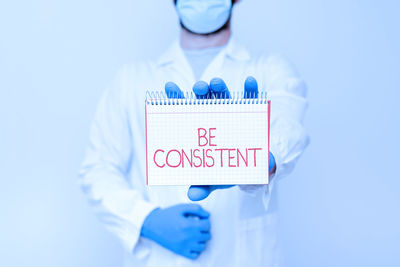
145, 91, 268, 105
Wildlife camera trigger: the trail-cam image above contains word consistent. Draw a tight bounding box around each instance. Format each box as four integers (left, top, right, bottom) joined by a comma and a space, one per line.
153, 128, 262, 168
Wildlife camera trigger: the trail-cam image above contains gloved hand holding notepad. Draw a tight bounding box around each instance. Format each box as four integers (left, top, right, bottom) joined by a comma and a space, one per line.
145, 77, 274, 188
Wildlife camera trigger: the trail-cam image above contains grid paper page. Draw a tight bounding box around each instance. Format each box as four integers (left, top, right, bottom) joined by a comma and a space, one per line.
145, 100, 270, 185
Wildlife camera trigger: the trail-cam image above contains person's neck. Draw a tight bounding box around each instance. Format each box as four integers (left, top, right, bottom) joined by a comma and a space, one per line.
180, 27, 231, 50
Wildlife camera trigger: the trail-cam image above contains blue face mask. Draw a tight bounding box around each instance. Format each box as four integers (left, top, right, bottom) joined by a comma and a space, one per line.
176, 0, 232, 34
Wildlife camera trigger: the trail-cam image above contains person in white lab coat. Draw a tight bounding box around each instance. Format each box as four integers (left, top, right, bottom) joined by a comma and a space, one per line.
79, 0, 309, 266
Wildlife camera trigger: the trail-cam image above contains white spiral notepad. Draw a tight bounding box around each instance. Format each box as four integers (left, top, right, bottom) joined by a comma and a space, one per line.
145, 92, 270, 185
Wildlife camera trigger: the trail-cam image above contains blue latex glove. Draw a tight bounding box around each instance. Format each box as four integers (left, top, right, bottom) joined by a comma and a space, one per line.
165, 78, 276, 201
141, 204, 211, 260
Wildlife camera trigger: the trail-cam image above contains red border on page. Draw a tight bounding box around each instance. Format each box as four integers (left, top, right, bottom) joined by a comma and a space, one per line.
145, 100, 149, 185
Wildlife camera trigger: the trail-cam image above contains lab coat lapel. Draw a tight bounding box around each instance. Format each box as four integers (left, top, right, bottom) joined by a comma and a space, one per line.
157, 40, 195, 92
201, 37, 251, 82
200, 47, 226, 82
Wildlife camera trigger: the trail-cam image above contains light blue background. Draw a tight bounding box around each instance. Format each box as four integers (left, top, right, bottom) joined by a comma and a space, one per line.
1, 1, 399, 266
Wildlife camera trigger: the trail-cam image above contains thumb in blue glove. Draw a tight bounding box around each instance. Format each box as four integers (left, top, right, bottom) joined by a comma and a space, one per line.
187, 152, 276, 201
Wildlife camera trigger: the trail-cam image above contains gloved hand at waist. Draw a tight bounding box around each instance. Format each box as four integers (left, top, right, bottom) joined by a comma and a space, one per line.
141, 203, 211, 260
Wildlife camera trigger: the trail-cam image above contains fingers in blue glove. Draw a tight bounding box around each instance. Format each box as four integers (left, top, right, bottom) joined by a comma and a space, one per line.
141, 203, 211, 260
210, 77, 231, 99
165, 81, 184, 98
192, 81, 211, 99
244, 76, 259, 99
191, 242, 207, 252
195, 219, 211, 233
179, 203, 210, 219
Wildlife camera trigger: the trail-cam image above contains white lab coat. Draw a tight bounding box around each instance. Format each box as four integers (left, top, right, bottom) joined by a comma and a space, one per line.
79, 38, 309, 267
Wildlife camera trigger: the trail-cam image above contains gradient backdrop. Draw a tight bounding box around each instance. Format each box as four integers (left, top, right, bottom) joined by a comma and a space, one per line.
0, 0, 399, 266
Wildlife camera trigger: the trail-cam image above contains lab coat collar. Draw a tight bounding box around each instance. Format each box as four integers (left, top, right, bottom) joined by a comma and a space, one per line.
156, 36, 251, 67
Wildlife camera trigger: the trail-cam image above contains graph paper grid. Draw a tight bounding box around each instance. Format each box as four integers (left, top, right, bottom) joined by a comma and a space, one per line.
145, 99, 270, 185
